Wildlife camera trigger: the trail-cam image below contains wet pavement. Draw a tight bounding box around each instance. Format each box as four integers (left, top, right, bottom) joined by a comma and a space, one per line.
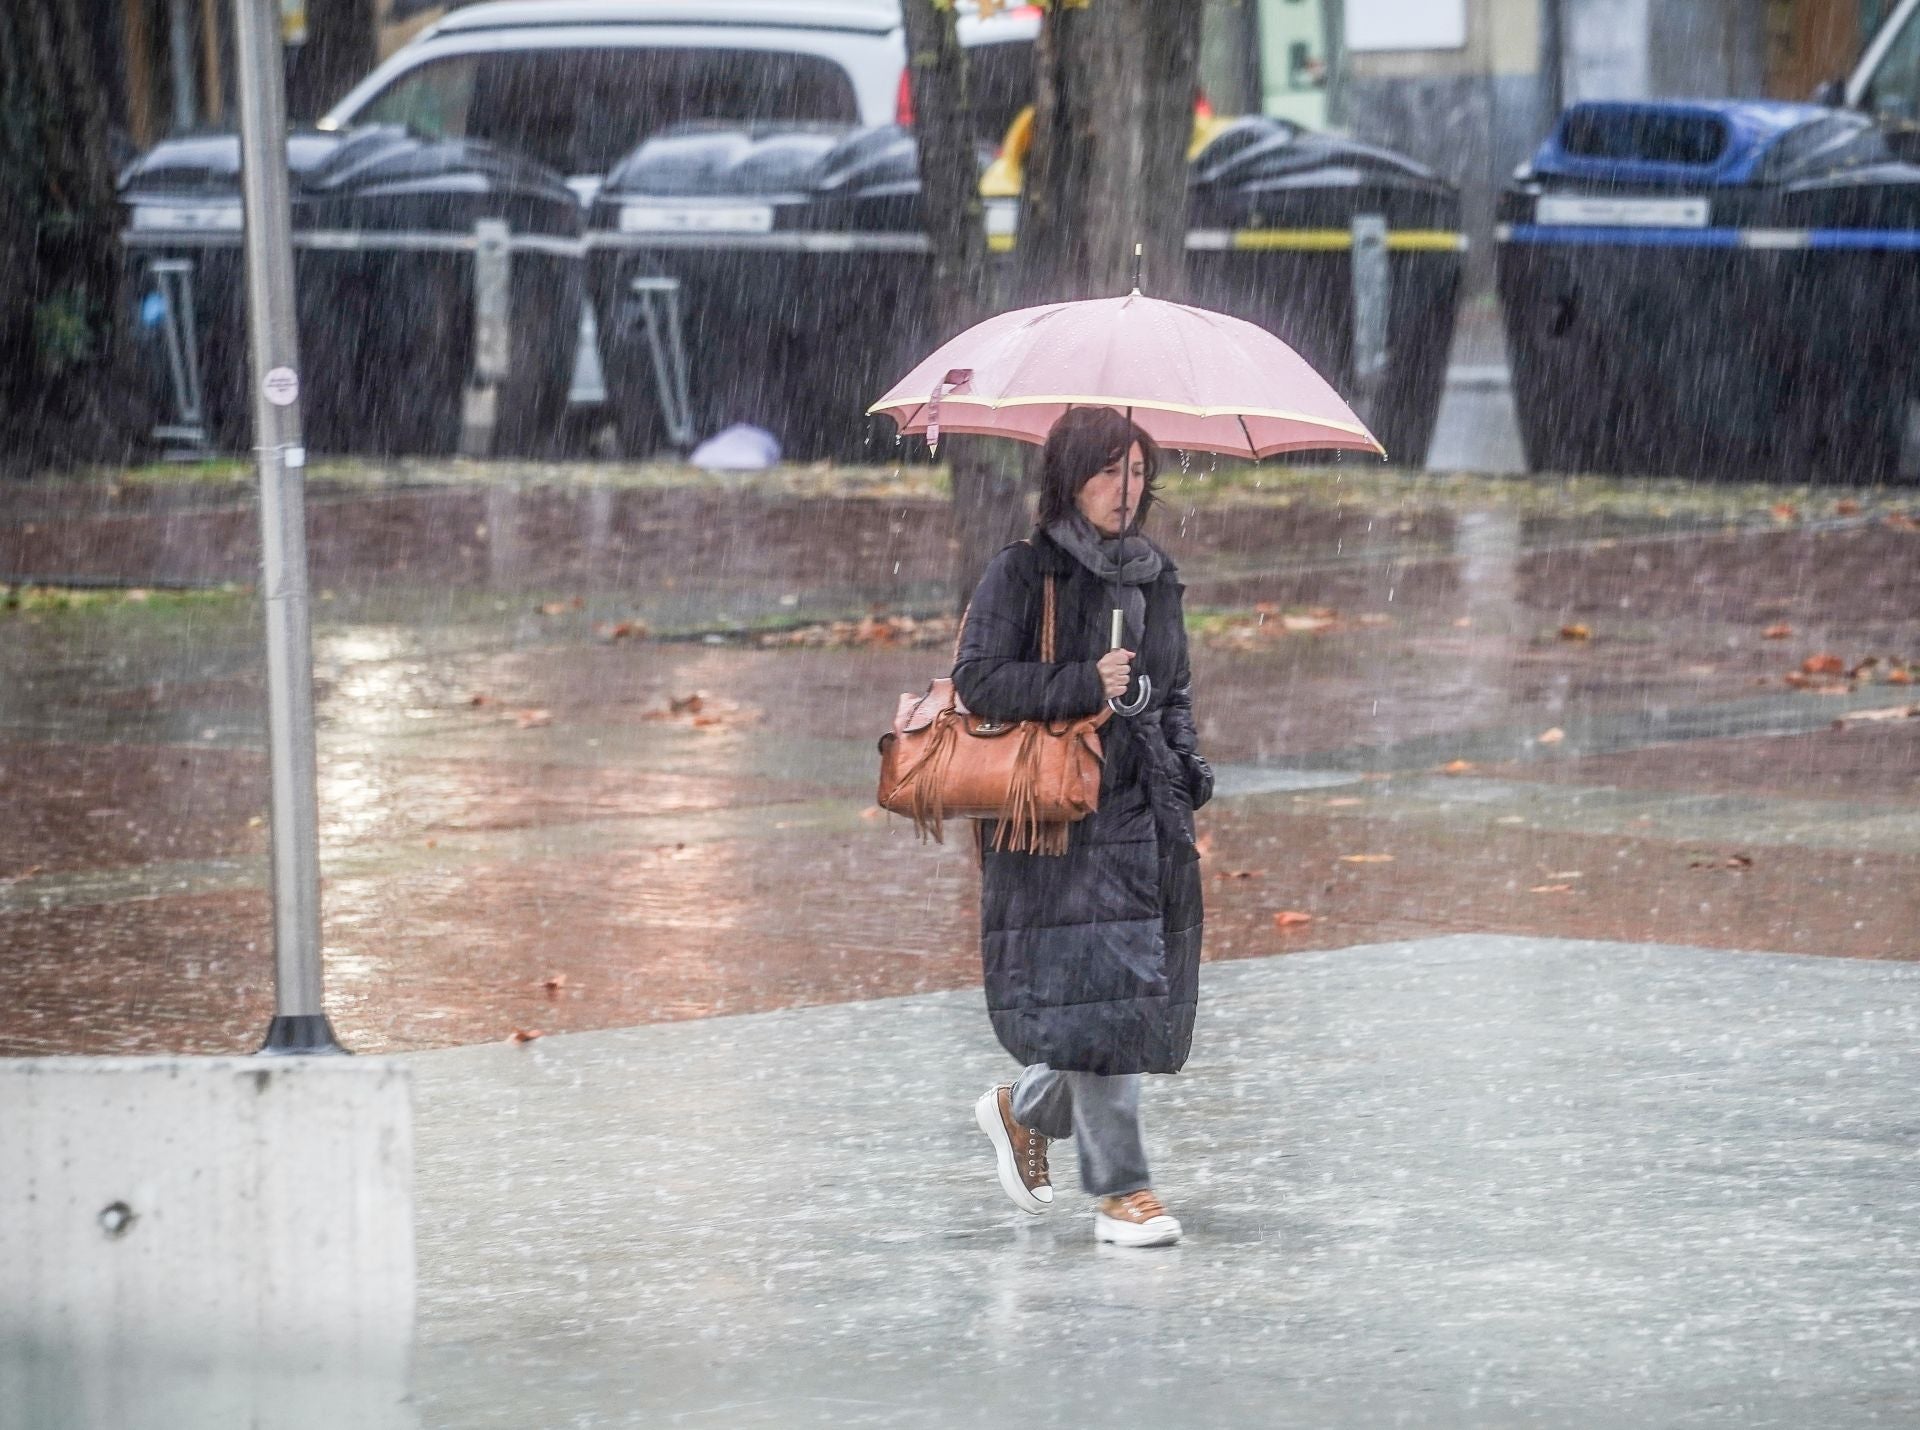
404, 935, 1920, 1428
2, 464, 1919, 1056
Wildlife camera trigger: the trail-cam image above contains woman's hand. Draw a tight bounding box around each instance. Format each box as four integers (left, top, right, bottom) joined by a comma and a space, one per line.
1096, 648, 1135, 700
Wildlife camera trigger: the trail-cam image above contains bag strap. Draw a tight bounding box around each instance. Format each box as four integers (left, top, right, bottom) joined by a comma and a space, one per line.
951, 555, 1057, 666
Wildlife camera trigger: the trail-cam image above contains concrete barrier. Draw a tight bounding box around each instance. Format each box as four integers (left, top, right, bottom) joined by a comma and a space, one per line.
1, 1058, 415, 1430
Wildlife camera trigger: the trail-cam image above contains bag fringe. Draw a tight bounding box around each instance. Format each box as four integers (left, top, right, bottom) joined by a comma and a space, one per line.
898, 717, 1073, 857
987, 724, 1073, 857
904, 716, 960, 846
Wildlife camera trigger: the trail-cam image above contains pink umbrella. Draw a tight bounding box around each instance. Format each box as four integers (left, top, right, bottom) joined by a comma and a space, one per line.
867, 291, 1384, 460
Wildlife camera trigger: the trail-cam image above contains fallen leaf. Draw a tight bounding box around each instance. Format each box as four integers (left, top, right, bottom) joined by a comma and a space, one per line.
1887, 668, 1914, 686
1762, 623, 1793, 640
1282, 613, 1337, 633
513, 708, 552, 729
1272, 910, 1313, 929
1529, 884, 1573, 894
467, 692, 494, 707
1548, 870, 1583, 879
1339, 853, 1394, 864
1214, 868, 1267, 881
538, 597, 584, 617
543, 974, 568, 995
1770, 502, 1800, 523
1802, 653, 1845, 676
506, 1028, 543, 1044
1689, 854, 1753, 871
1438, 759, 1475, 775
859, 805, 887, 820
597, 620, 650, 642
1194, 833, 1215, 859
1323, 796, 1364, 808
1885, 512, 1920, 532
247, 815, 264, 828
1559, 624, 1591, 642
670, 693, 705, 715
1831, 704, 1919, 729
1835, 498, 1862, 516
1357, 613, 1393, 627
1536, 727, 1565, 745
1453, 617, 1473, 628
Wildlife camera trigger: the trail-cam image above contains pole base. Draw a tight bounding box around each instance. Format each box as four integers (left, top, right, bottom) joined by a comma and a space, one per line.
257, 1013, 350, 1057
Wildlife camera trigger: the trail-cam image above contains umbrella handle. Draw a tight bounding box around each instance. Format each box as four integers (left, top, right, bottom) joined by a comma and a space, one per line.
1110, 674, 1151, 718
1108, 606, 1149, 714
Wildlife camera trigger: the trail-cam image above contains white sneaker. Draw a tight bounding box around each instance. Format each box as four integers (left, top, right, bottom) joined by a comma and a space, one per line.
1095, 1190, 1181, 1247
974, 1085, 1053, 1214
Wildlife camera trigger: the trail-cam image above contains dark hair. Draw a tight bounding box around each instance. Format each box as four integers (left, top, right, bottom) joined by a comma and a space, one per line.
1034, 407, 1162, 532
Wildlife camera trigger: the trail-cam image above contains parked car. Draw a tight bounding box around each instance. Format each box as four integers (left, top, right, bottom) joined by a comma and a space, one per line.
324, 1, 1040, 201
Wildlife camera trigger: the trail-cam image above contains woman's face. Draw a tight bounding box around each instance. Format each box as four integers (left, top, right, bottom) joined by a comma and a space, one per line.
1073, 442, 1147, 538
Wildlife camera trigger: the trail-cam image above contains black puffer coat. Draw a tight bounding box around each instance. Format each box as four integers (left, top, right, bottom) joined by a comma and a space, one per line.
953, 532, 1211, 1076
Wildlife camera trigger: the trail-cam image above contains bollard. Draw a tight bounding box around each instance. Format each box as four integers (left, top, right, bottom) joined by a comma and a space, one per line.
460, 218, 513, 458
0, 1059, 416, 1430
1349, 212, 1391, 429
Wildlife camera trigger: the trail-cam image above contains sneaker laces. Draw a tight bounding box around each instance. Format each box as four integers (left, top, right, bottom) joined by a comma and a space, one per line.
1024, 1129, 1049, 1183
1113, 1189, 1167, 1221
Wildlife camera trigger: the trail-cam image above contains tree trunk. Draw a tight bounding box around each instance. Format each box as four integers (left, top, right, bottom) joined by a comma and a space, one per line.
286, 0, 375, 120
0, 0, 142, 475
901, 0, 1026, 609
1019, 0, 1204, 306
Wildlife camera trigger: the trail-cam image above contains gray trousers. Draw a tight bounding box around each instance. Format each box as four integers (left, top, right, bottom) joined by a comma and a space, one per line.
1010, 1065, 1151, 1198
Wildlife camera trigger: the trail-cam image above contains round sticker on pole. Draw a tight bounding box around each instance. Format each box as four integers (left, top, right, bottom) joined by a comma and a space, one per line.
263, 366, 300, 407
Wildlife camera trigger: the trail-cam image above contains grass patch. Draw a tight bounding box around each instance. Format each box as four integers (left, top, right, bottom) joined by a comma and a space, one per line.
0, 583, 248, 620
44, 452, 1915, 528
1156, 461, 1902, 526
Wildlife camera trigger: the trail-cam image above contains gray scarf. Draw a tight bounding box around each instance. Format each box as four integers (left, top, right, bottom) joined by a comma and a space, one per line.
1046, 513, 1163, 652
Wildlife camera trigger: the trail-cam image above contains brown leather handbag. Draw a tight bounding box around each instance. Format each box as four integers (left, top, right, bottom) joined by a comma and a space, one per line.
877, 572, 1109, 857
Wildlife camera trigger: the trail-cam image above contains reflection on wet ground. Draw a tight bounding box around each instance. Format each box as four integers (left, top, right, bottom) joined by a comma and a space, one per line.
2, 466, 1917, 1054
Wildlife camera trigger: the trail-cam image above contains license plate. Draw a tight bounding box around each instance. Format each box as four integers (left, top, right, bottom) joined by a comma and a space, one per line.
1535, 195, 1709, 228
131, 204, 243, 232
619, 203, 774, 235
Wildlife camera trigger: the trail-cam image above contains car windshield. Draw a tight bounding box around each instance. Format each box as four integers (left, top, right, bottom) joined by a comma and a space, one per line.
1863, 9, 1920, 123
356, 46, 861, 176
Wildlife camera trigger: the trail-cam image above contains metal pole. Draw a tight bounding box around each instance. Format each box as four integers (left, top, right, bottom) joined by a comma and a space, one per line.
232, 0, 344, 1055
1349, 212, 1390, 431
1540, 0, 1567, 121
168, 0, 199, 133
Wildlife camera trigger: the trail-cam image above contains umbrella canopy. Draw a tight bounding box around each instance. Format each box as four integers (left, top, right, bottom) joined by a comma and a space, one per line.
868, 292, 1384, 460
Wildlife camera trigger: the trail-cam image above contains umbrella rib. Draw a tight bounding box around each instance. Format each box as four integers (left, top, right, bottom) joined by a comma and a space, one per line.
1237, 415, 1258, 459
910, 392, 1376, 436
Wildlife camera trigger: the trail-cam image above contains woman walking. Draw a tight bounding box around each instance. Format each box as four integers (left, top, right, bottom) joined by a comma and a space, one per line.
954, 406, 1212, 1248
